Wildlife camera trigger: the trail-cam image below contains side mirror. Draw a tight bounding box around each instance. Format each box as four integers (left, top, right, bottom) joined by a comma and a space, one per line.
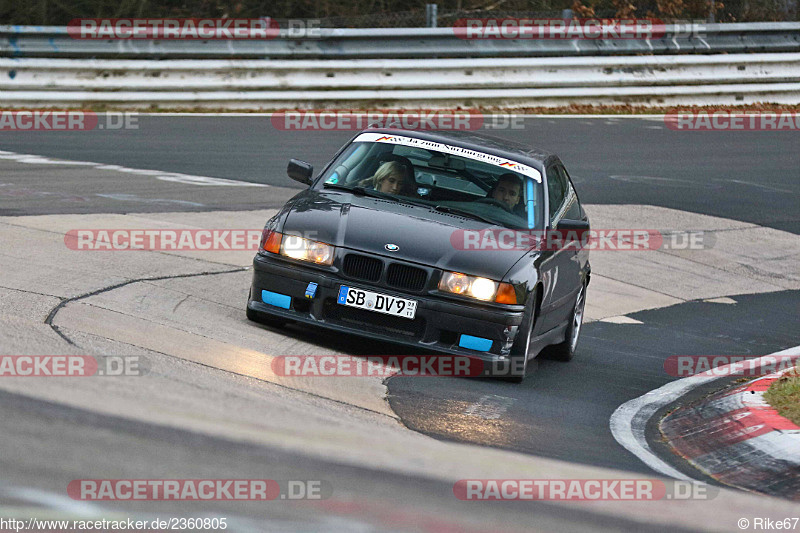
287, 159, 313, 186
553, 219, 590, 250
556, 219, 590, 232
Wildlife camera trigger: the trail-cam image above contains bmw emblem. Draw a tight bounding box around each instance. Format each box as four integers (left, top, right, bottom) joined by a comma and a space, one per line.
385, 243, 399, 252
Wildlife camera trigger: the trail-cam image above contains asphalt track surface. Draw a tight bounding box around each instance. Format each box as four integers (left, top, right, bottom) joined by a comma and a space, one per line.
1, 115, 798, 233
387, 290, 800, 476
1, 116, 799, 530
3, 389, 677, 533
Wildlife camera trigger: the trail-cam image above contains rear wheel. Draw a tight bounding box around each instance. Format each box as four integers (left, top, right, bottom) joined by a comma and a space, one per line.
548, 282, 586, 362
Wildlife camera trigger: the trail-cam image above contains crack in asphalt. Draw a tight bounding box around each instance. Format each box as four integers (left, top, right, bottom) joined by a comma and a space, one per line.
0, 284, 66, 301
37, 267, 404, 420
43, 268, 247, 346
171, 293, 192, 314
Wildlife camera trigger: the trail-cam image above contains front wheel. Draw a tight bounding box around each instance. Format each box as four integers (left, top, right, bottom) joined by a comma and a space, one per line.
547, 282, 586, 362
503, 302, 536, 382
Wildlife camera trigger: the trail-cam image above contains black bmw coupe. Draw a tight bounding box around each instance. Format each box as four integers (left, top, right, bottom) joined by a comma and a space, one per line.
247, 127, 590, 381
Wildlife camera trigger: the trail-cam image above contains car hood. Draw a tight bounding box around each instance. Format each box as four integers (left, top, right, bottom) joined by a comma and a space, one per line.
282, 190, 529, 279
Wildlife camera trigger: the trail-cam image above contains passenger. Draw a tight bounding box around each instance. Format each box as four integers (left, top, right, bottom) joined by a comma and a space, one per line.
361, 161, 408, 195
491, 173, 523, 211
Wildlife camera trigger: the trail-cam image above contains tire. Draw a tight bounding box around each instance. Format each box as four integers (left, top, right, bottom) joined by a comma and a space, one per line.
246, 290, 287, 328
503, 298, 537, 383
547, 282, 586, 362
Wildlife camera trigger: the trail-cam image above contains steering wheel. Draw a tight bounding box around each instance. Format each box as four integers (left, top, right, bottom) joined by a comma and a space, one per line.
476, 197, 514, 213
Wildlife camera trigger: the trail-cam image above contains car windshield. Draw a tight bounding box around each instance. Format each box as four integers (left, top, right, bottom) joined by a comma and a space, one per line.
316, 135, 544, 230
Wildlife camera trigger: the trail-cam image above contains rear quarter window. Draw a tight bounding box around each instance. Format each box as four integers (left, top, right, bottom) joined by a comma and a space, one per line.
546, 165, 567, 223
558, 166, 582, 220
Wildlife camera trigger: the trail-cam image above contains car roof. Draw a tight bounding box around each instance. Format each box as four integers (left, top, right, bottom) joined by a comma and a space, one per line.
362, 127, 558, 170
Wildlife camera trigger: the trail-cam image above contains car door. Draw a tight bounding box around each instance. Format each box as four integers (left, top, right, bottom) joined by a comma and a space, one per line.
554, 163, 585, 314
537, 163, 578, 333
559, 164, 590, 287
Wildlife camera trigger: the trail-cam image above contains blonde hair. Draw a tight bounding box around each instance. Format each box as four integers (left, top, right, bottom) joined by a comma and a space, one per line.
360, 161, 405, 189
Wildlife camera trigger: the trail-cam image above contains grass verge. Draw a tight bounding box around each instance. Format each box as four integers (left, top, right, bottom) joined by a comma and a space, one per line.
763, 362, 800, 426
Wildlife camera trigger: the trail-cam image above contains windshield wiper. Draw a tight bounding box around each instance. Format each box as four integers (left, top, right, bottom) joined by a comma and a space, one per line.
323, 183, 375, 196
433, 205, 498, 225
323, 182, 430, 208
324, 183, 400, 201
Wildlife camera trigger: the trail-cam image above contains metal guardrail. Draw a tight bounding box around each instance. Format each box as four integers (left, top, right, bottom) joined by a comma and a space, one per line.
3, 55, 799, 91
2, 54, 799, 108
1, 24, 799, 108
2, 23, 800, 58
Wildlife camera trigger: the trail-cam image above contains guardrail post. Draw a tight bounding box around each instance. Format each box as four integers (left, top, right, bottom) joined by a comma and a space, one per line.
426, 4, 438, 28
785, 0, 798, 18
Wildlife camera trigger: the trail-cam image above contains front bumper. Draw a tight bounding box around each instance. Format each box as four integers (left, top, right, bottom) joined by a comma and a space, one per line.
248, 253, 525, 361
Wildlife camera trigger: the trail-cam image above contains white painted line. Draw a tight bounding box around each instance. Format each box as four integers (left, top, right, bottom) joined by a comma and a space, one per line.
724, 179, 796, 194
609, 344, 800, 480
464, 394, 515, 420
703, 297, 737, 305
96, 193, 205, 207
600, 316, 644, 324
0, 486, 102, 516
155, 175, 261, 187
0, 152, 97, 166
0, 150, 268, 187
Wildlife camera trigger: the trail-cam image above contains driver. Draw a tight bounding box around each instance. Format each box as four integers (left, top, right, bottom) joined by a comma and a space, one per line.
360, 161, 408, 195
491, 173, 523, 211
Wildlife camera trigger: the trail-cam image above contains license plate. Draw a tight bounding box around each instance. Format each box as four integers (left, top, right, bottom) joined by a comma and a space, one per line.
337, 286, 417, 320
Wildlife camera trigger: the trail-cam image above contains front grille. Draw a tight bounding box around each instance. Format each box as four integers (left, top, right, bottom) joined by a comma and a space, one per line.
324, 300, 424, 338
386, 263, 427, 292
342, 254, 382, 282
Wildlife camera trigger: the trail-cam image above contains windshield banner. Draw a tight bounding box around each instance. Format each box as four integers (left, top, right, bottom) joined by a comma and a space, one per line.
354, 132, 542, 183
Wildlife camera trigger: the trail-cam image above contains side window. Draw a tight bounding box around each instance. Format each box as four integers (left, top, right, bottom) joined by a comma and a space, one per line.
546, 165, 566, 224
558, 166, 582, 220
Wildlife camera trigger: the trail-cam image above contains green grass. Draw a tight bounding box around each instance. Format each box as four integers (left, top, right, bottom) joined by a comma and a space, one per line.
763, 362, 800, 426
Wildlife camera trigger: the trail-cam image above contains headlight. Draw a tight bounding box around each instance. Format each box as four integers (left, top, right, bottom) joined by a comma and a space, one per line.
439, 271, 518, 304
439, 271, 498, 301
260, 231, 335, 266
282, 234, 335, 265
